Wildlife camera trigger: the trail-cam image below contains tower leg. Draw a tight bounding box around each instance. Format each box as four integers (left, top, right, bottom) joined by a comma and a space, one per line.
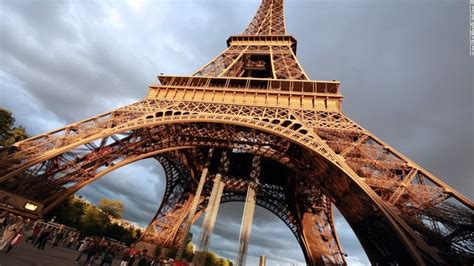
235, 181, 257, 266
137, 156, 194, 250
193, 174, 224, 265
176, 149, 213, 259
235, 156, 261, 266
193, 151, 229, 265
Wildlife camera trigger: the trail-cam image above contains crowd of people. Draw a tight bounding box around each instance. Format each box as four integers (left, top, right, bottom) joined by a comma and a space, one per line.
75, 240, 160, 266
0, 211, 28, 253
0, 210, 79, 252
0, 210, 188, 265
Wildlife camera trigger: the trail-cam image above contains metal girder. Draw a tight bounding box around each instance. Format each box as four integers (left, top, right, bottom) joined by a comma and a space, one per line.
235, 155, 261, 266
176, 149, 213, 259
138, 156, 194, 248
193, 152, 230, 265
0, 103, 472, 264
243, 0, 285, 35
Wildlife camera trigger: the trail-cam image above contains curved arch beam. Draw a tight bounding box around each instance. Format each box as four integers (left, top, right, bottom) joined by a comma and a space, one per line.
1, 101, 468, 263
4, 118, 423, 264
28, 124, 418, 265
41, 146, 194, 214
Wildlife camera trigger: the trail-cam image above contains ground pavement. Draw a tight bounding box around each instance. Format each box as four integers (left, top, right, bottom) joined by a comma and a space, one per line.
0, 242, 123, 266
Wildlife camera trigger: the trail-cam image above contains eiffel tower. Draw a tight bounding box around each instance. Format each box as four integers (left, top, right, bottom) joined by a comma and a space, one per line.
1, 0, 473, 265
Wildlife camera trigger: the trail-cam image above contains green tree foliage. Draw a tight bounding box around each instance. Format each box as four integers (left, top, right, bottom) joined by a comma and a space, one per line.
104, 223, 135, 243
80, 204, 109, 236
47, 196, 139, 245
0, 108, 14, 141
196, 251, 234, 266
204, 251, 220, 266
0, 108, 28, 172
49, 197, 86, 229
158, 246, 230, 265
0, 108, 28, 147
98, 198, 125, 218
129, 226, 141, 239
183, 243, 195, 262
3, 126, 27, 146
217, 258, 232, 266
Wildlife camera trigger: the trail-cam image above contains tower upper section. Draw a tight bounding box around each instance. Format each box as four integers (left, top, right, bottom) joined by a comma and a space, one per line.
243, 0, 286, 35
150, 0, 342, 112
191, 0, 308, 80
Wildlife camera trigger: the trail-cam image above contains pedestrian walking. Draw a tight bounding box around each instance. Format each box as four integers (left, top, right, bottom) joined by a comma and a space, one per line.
86, 252, 99, 266
0, 211, 8, 229
25, 225, 41, 243
36, 228, 51, 249
75, 239, 89, 263
120, 249, 130, 266
100, 249, 115, 266
137, 250, 149, 266
32, 226, 45, 247
0, 216, 23, 251
52, 230, 64, 247
84, 242, 100, 265
67, 234, 77, 248
6, 232, 23, 253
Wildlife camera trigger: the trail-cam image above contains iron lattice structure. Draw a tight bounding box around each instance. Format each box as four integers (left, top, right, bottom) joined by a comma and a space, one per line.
1, 0, 473, 265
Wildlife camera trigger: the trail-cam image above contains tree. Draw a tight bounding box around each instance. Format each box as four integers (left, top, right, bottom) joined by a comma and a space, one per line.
43, 196, 138, 244
80, 204, 109, 236
3, 126, 27, 146
183, 242, 195, 262
97, 198, 124, 219
0, 108, 29, 188
218, 258, 232, 266
47, 197, 86, 229
0, 108, 14, 141
0, 108, 27, 147
104, 223, 128, 242
204, 251, 220, 266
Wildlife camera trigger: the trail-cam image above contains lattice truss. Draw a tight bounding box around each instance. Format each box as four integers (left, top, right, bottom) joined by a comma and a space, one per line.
0, 97, 472, 263
243, 0, 285, 35
139, 149, 344, 264
0, 0, 473, 264
192, 0, 307, 79
193, 45, 307, 80
140, 156, 195, 247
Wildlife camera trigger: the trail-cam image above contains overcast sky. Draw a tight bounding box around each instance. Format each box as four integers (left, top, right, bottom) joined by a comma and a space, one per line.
0, 0, 472, 265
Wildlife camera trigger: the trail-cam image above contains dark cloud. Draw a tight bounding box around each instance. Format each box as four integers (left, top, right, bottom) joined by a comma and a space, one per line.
191, 203, 307, 265
287, 0, 473, 198
1, 0, 75, 42
77, 158, 165, 226
1, 0, 471, 265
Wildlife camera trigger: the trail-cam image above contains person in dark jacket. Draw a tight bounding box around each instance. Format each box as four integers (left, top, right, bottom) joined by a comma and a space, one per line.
37, 228, 51, 250
137, 249, 149, 266
84, 242, 100, 265
25, 225, 41, 243
100, 244, 115, 266
127, 253, 136, 266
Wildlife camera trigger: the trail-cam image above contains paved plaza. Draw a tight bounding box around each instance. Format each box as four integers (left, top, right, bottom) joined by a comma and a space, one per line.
0, 242, 122, 266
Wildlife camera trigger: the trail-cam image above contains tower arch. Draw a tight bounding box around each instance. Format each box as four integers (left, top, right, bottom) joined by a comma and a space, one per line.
3, 115, 466, 264
0, 0, 472, 264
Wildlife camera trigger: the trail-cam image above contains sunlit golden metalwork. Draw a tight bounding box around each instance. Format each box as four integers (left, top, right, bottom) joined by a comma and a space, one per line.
0, 0, 472, 265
